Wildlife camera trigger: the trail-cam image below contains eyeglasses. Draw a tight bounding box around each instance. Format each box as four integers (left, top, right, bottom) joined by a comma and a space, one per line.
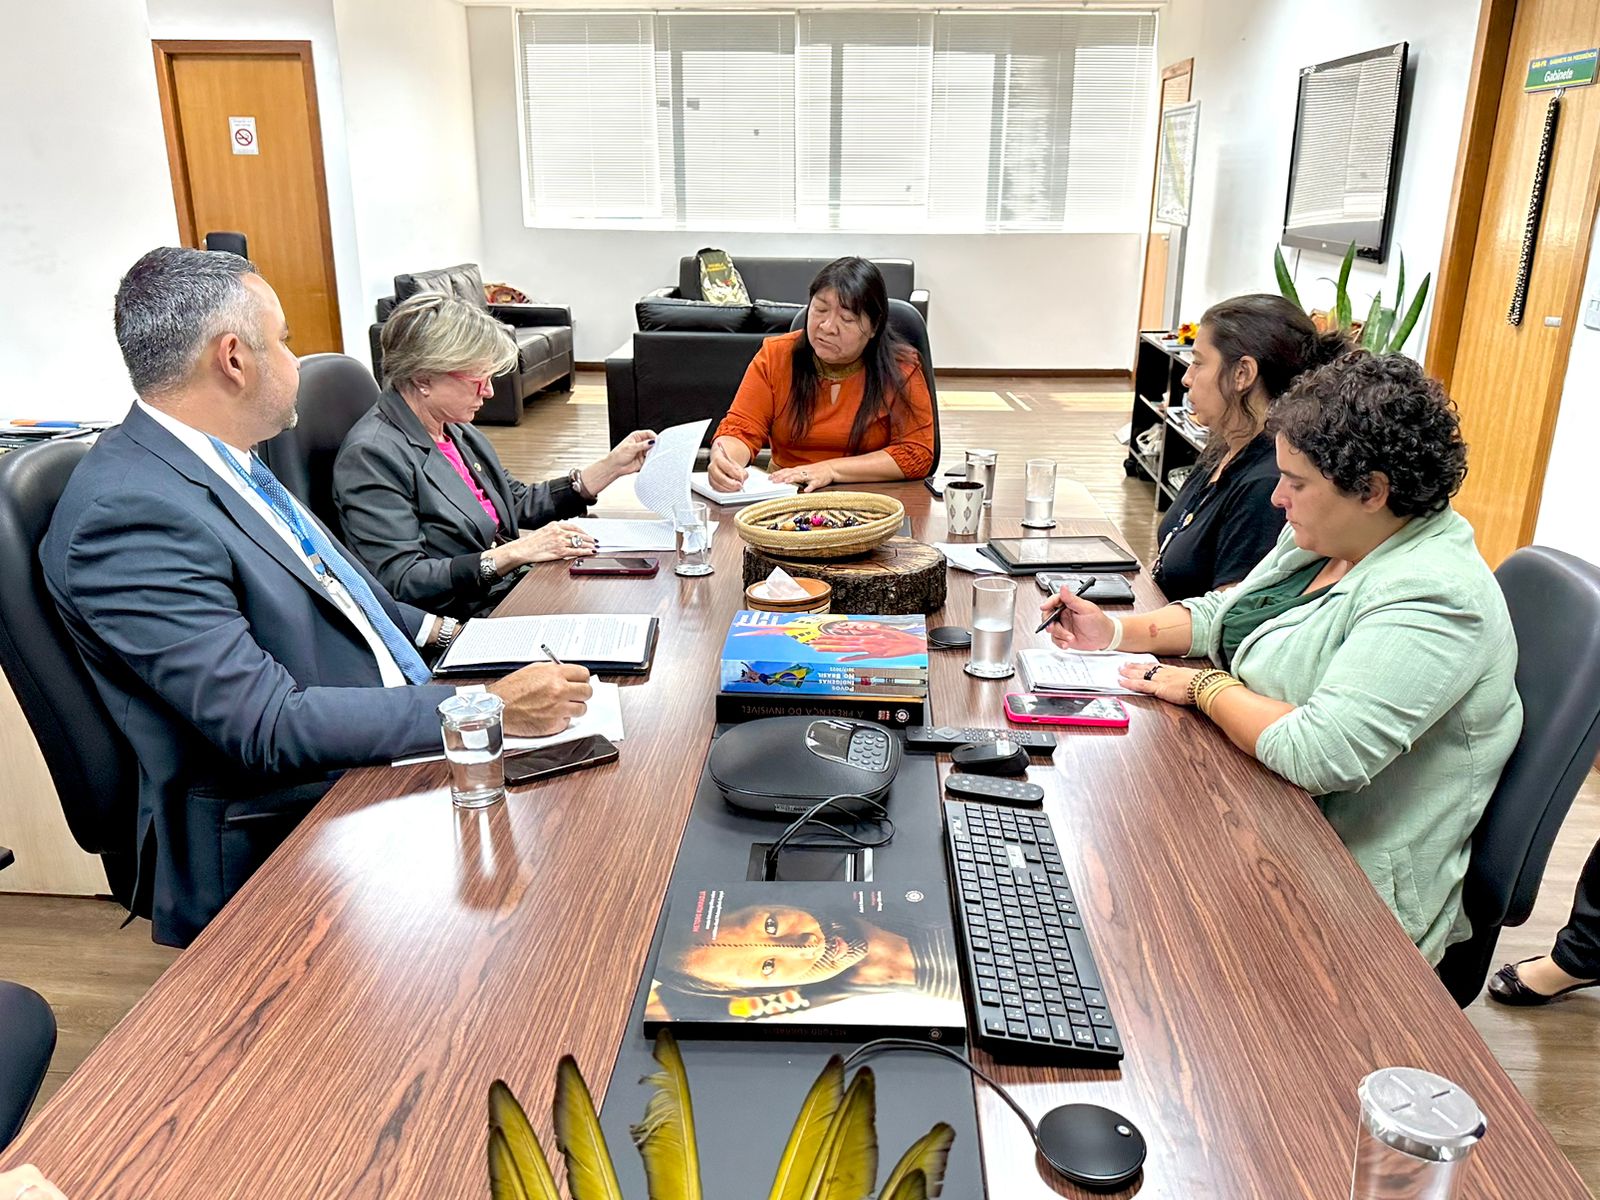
447, 371, 492, 397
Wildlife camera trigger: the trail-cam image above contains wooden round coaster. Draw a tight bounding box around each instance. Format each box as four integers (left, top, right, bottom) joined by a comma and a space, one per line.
741, 537, 947, 615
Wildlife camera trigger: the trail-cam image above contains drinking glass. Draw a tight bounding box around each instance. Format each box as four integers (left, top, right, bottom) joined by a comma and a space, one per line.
964, 449, 998, 506
1023, 459, 1058, 529
674, 501, 715, 577
438, 692, 506, 809
1350, 1068, 1485, 1200
944, 480, 985, 536
965, 576, 1017, 679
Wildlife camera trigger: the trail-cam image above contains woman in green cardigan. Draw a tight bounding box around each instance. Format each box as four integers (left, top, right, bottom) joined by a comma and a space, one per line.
1041, 351, 1522, 964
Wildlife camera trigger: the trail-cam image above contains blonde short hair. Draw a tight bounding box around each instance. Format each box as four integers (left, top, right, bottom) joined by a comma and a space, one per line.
379, 293, 517, 391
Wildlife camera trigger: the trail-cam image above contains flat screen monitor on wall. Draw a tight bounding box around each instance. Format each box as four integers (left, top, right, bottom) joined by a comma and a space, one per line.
1282, 41, 1409, 263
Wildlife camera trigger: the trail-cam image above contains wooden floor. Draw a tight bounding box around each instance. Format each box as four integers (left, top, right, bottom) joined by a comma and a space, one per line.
2, 371, 1595, 1190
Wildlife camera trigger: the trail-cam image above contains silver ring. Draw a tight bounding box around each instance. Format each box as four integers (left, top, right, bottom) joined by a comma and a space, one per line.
1143, 665, 1161, 681
568, 533, 582, 548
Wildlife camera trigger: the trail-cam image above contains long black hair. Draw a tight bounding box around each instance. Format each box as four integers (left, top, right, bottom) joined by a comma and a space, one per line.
1196, 293, 1349, 467
786, 257, 918, 455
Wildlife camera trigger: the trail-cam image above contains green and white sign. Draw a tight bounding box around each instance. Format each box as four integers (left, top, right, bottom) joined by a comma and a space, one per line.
1525, 48, 1597, 93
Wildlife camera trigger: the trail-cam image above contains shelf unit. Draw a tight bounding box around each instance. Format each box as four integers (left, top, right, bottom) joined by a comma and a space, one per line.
1126, 332, 1209, 511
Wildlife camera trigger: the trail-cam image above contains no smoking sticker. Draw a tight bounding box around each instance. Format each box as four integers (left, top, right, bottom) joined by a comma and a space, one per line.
228, 116, 259, 155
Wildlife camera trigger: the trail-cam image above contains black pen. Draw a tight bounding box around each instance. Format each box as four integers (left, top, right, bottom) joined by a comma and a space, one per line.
540, 643, 564, 666
1034, 576, 1096, 635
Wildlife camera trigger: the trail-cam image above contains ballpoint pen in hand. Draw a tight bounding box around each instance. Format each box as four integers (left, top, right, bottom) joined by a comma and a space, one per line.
1034, 576, 1097, 635
540, 643, 564, 666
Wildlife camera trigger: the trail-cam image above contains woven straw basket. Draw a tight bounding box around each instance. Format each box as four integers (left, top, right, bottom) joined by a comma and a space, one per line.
734, 491, 906, 560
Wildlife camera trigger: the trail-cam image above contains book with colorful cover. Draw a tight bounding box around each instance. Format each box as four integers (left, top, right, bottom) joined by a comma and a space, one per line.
643, 881, 965, 1043
718, 611, 929, 700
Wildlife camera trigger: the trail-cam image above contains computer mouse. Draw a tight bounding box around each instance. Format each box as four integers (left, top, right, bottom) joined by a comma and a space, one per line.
951, 739, 1030, 776
1035, 1104, 1146, 1190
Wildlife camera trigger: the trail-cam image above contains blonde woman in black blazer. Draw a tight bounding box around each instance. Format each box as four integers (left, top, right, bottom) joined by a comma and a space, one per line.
334, 294, 653, 617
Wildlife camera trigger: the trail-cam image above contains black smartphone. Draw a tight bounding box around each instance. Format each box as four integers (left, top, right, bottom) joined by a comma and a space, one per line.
503, 735, 619, 785
568, 556, 659, 577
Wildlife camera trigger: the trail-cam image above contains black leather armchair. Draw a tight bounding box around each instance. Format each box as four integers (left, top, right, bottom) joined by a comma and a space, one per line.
606, 256, 928, 449
259, 353, 382, 543
0, 850, 56, 1151
0, 442, 141, 910
368, 263, 572, 426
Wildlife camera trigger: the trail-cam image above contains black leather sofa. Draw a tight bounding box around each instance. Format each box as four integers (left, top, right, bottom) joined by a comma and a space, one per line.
368, 263, 572, 426
605, 256, 929, 448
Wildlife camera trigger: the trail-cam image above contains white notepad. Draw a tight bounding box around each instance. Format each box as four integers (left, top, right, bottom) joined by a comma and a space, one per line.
1017, 647, 1159, 696
436, 613, 655, 672
691, 466, 798, 505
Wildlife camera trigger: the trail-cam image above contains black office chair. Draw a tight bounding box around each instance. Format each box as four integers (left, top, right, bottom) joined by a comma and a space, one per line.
204, 231, 249, 259
258, 353, 382, 541
0, 848, 57, 1150
0, 442, 141, 908
1436, 546, 1600, 1007
789, 298, 942, 473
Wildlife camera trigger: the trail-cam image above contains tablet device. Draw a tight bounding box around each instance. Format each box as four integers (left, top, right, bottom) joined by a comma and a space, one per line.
982, 536, 1138, 574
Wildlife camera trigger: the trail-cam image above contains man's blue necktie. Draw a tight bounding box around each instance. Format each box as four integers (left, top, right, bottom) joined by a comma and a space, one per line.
208, 437, 433, 685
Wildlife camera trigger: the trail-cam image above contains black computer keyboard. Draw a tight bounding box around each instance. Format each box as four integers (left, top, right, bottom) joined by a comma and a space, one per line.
943, 799, 1124, 1066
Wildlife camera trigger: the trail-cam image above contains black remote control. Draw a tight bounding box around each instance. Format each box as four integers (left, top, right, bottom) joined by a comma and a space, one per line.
944, 773, 1046, 807
906, 726, 1056, 754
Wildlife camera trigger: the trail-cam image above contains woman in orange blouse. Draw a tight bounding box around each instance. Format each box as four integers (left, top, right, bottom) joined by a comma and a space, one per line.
708, 257, 935, 494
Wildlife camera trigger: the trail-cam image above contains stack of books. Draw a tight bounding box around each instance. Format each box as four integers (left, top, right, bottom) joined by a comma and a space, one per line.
715, 610, 928, 727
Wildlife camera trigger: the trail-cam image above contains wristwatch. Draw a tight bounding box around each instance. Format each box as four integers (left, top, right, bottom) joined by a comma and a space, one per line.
568, 467, 598, 504
478, 553, 500, 584
435, 616, 460, 651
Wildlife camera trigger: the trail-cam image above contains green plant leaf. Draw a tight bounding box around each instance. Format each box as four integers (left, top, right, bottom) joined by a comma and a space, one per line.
1359, 292, 1384, 351
1273, 245, 1301, 309
1393, 253, 1407, 324
882, 1168, 928, 1200
489, 1081, 560, 1200
1371, 306, 1397, 354
878, 1124, 954, 1199
629, 1032, 702, 1200
1335, 242, 1355, 329
798, 1068, 878, 1200
768, 1056, 845, 1200
553, 1056, 625, 1200
1388, 273, 1431, 353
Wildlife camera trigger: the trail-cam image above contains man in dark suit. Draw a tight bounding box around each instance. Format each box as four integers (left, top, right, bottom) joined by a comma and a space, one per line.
41, 247, 592, 946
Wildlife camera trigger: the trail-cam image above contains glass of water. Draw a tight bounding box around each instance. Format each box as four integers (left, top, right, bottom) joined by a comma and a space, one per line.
965, 576, 1017, 679
675, 501, 715, 577
438, 692, 506, 809
1023, 459, 1058, 529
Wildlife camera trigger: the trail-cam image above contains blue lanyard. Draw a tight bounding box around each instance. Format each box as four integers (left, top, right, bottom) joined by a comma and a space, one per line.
212, 445, 329, 580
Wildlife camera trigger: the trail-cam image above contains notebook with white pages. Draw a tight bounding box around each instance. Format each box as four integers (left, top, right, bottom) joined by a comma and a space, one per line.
691, 466, 797, 505
1017, 647, 1160, 696
434, 613, 659, 676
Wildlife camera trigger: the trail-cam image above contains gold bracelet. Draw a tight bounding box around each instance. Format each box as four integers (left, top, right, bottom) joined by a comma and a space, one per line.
1197, 677, 1244, 717
1185, 668, 1229, 707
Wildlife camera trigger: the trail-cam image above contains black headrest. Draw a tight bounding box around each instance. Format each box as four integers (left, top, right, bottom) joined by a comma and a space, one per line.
259, 354, 382, 537
0, 441, 138, 858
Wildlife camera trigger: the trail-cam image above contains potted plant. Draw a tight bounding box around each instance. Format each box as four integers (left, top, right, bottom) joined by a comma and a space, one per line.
488, 1032, 954, 1200
1273, 242, 1431, 355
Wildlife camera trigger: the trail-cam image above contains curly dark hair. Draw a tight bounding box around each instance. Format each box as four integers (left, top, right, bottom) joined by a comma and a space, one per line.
1266, 350, 1468, 518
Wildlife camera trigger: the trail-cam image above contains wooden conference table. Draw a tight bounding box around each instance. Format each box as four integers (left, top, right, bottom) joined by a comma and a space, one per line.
3, 481, 1587, 1199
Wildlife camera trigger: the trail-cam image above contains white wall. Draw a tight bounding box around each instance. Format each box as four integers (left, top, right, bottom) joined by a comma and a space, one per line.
1534, 220, 1600, 564
467, 6, 1142, 368
333, 0, 484, 320
0, 2, 179, 420
1157, 0, 1481, 358
146, 0, 372, 360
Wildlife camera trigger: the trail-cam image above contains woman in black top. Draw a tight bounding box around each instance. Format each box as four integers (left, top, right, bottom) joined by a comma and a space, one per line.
1153, 295, 1348, 600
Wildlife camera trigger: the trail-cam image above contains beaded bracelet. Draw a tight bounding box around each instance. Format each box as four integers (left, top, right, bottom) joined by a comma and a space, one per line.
1185, 668, 1230, 707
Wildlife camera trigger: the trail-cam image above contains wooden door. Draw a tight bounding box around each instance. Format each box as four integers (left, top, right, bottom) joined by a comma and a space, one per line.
1428, 0, 1600, 564
152, 41, 341, 354
1133, 60, 1193, 356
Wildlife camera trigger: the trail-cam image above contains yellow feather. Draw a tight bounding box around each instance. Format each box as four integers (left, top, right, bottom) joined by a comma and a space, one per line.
490, 1127, 533, 1200
628, 1032, 703, 1200
798, 1068, 878, 1200
766, 1057, 845, 1200
489, 1080, 561, 1200
881, 1168, 928, 1200
876, 1124, 954, 1199
553, 1056, 625, 1200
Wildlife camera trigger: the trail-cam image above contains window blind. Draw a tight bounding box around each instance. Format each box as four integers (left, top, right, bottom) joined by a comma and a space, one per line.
515, 8, 1158, 233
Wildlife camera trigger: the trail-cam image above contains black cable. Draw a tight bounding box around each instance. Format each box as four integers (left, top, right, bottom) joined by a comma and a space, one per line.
840, 1038, 1042, 1146
764, 793, 894, 875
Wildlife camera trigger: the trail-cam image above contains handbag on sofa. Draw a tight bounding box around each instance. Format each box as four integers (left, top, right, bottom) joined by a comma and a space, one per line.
696, 248, 750, 305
